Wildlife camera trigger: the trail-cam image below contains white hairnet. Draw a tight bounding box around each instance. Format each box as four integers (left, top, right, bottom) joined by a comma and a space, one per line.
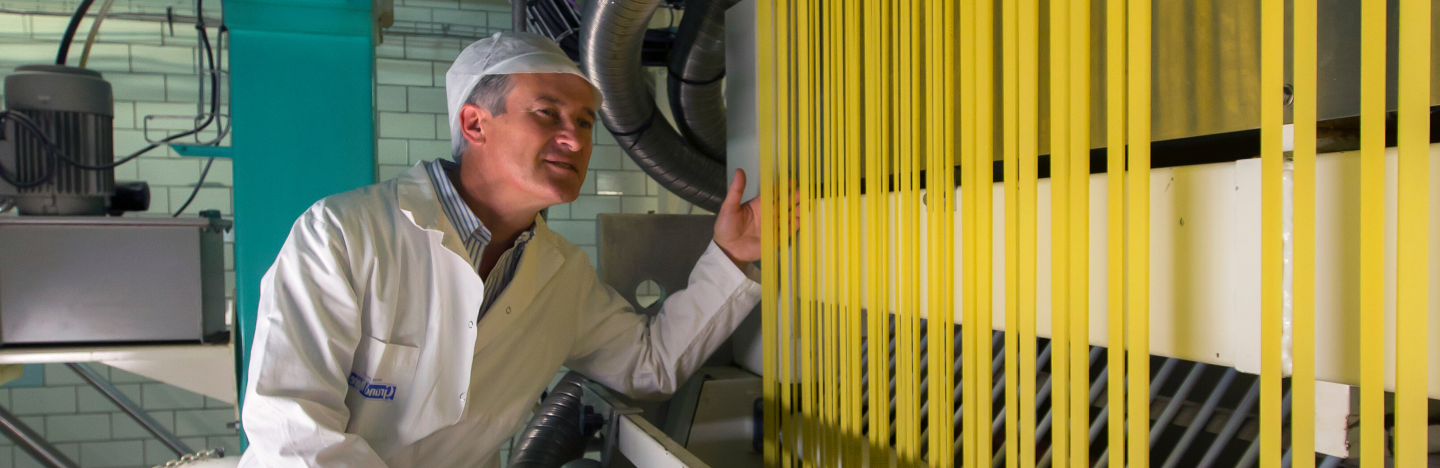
445, 31, 600, 158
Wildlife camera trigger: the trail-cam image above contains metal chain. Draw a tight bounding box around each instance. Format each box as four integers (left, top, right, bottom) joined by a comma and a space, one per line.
152, 448, 225, 467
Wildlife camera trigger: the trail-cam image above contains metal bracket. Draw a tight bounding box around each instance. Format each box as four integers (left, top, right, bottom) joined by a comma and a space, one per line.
582, 383, 641, 467
172, 144, 233, 158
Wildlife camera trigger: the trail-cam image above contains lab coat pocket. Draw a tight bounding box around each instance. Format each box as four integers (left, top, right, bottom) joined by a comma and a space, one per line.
344, 335, 420, 454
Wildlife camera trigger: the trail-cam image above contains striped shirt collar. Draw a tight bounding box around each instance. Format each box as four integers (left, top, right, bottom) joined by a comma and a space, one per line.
424, 159, 533, 271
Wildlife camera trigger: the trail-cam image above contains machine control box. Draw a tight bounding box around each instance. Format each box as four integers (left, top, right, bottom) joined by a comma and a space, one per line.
0, 216, 228, 346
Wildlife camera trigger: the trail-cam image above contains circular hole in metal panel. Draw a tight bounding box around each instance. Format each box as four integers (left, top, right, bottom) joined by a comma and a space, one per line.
635, 279, 665, 308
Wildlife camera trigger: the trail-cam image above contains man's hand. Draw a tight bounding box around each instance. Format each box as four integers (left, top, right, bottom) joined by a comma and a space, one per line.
714, 169, 761, 268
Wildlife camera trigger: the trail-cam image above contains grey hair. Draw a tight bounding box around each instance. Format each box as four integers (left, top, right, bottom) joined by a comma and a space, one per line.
456, 74, 514, 160
466, 74, 514, 116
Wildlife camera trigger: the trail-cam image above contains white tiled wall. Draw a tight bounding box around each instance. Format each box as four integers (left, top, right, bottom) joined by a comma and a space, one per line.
0, 364, 237, 468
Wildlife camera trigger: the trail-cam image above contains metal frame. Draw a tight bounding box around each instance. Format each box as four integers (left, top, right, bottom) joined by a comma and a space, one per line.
66, 363, 193, 456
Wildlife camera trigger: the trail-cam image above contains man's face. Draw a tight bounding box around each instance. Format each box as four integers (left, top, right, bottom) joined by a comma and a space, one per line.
463, 73, 597, 206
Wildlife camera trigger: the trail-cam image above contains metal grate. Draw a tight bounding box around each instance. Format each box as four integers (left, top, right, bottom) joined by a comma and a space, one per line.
850, 320, 1348, 467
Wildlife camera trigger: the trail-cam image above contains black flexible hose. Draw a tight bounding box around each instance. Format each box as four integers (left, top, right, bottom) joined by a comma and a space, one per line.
509, 372, 596, 468
56, 0, 97, 65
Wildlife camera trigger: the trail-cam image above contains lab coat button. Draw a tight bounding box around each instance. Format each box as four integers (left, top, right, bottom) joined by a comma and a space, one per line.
459, 393, 466, 402
467, 321, 475, 328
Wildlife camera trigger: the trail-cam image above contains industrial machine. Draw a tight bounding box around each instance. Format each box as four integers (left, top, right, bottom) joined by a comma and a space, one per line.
0, 7, 230, 348
0, 2, 237, 467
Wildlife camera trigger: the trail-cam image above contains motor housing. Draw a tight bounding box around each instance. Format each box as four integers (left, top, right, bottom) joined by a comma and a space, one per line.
1, 65, 115, 216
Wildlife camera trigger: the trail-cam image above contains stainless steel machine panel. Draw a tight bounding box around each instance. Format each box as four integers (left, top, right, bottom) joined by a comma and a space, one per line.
598, 214, 717, 316
0, 217, 227, 345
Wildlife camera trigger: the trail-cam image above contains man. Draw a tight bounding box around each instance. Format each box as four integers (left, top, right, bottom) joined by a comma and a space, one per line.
239, 32, 762, 466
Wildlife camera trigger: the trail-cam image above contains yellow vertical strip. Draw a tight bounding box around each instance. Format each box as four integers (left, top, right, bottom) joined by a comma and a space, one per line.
846, 0, 865, 462
1356, 0, 1385, 466
1048, 0, 1072, 460
926, 0, 949, 464
1001, 0, 1020, 463
758, 0, 779, 465
1291, 0, 1316, 465
898, 0, 919, 461
1259, 0, 1283, 464
1395, 0, 1431, 464
907, 0, 925, 461
1103, 0, 1127, 465
1017, 0, 1039, 463
938, 0, 957, 462
776, 0, 795, 463
1066, 0, 1091, 464
976, 0, 996, 464
958, 0, 976, 463
796, 0, 815, 461
865, 0, 892, 463
829, 0, 840, 457
846, 0, 858, 455
1124, 0, 1151, 464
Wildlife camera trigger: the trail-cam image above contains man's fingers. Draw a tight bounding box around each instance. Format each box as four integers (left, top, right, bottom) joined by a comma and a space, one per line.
724, 169, 747, 209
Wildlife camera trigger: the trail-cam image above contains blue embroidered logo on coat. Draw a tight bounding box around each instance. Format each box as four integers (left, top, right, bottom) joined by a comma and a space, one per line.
349, 372, 397, 400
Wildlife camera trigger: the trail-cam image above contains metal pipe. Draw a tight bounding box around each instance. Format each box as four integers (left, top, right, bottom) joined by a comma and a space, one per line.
1163, 368, 1239, 468
1196, 380, 1261, 468
66, 363, 193, 456
580, 0, 728, 211
1234, 390, 1290, 468
512, 0, 527, 32
1090, 357, 1180, 468
0, 404, 79, 468
1150, 363, 1209, 445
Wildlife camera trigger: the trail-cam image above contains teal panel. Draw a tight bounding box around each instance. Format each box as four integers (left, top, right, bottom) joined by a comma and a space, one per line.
172, 144, 233, 158
225, 0, 375, 444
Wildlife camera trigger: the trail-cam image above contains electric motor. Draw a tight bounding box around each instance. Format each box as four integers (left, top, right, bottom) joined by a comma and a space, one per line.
1, 65, 115, 215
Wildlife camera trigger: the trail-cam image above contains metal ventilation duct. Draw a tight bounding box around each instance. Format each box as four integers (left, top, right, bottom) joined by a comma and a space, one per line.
667, 0, 734, 162
581, 0, 729, 212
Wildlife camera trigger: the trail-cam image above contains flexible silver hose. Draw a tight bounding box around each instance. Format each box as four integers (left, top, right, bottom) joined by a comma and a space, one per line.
666, 0, 736, 161
580, 0, 726, 212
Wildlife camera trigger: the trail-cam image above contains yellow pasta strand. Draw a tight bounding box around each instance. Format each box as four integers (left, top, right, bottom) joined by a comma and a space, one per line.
865, 0, 892, 464
1356, 1, 1386, 466
976, 0, 996, 465
1067, 0, 1091, 464
1125, 0, 1151, 464
758, 0, 779, 464
776, 0, 795, 463
1104, 0, 1127, 465
1292, 0, 1317, 465
1048, 0, 1071, 460
959, 0, 978, 463
845, 0, 865, 463
1001, 0, 1020, 463
1259, 0, 1283, 465
1395, 0, 1431, 465
1018, 0, 1040, 463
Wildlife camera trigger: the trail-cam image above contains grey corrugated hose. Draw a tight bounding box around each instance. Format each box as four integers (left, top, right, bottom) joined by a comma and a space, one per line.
667, 0, 738, 162
509, 372, 593, 468
580, 0, 730, 213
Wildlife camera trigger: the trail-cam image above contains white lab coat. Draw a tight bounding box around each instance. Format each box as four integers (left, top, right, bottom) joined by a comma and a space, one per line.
238, 163, 761, 467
